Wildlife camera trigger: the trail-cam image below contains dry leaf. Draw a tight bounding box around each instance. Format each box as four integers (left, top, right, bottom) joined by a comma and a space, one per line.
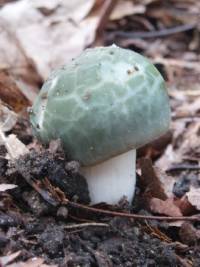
156, 168, 176, 198
0, 20, 41, 94
0, 99, 29, 159
110, 1, 145, 20
174, 94, 200, 118
156, 88, 200, 171
174, 196, 195, 216
186, 187, 200, 210
0, 98, 25, 161
140, 158, 170, 200
0, 101, 17, 132
0, 71, 30, 112
156, 144, 182, 172
0, 184, 17, 191
179, 121, 200, 159
0, 133, 29, 159
149, 198, 182, 217
0, 0, 102, 80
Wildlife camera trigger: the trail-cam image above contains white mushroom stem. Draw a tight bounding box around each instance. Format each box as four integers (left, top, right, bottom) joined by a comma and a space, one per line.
81, 149, 136, 205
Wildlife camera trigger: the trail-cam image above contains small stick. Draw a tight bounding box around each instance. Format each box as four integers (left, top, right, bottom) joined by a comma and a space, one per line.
172, 114, 200, 120
68, 201, 200, 222
64, 222, 109, 230
13, 160, 200, 222
108, 24, 195, 39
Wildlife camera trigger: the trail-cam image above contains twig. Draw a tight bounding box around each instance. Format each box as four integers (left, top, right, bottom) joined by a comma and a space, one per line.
68, 201, 200, 222
64, 222, 109, 230
15, 169, 200, 221
172, 114, 200, 120
108, 24, 195, 39
94, 0, 117, 45
12, 155, 200, 222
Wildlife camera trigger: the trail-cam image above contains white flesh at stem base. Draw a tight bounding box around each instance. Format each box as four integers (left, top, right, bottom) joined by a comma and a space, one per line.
81, 149, 136, 205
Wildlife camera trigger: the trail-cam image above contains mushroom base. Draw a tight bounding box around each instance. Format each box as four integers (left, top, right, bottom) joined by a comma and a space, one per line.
81, 149, 136, 205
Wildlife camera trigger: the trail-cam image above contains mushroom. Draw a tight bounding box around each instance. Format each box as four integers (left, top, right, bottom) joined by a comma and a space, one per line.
30, 45, 170, 205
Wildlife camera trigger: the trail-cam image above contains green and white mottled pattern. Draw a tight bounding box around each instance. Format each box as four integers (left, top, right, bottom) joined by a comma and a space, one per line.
30, 45, 170, 166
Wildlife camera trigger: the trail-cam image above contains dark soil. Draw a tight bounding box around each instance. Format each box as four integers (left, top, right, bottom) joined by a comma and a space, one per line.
1, 212, 179, 266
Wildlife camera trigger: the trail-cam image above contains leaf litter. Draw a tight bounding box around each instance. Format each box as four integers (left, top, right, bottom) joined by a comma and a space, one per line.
1, 0, 200, 266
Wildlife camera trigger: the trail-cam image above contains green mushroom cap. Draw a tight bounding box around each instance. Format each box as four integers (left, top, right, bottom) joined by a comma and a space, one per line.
30, 45, 170, 166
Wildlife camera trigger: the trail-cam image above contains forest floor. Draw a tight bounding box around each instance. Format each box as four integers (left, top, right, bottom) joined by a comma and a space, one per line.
1, 0, 200, 266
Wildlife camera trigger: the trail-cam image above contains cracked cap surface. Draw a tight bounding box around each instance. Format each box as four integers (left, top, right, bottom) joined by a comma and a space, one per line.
30, 45, 170, 166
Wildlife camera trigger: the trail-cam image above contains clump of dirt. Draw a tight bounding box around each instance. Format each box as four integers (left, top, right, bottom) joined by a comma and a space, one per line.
7, 146, 90, 213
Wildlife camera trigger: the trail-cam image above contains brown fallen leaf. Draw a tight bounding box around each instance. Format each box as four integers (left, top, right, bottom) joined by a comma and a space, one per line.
186, 187, 200, 210
149, 198, 183, 217
0, 71, 30, 112
156, 168, 176, 199
139, 158, 175, 200
140, 158, 166, 200
174, 196, 195, 216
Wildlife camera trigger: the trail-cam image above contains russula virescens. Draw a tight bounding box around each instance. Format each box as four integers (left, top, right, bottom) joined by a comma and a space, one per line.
30, 45, 170, 205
